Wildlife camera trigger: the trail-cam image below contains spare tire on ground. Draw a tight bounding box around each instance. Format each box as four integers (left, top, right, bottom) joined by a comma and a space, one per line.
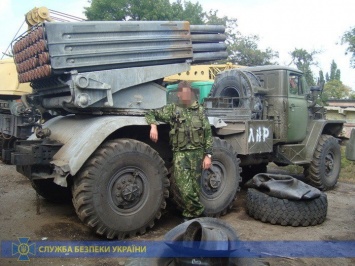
246, 188, 327, 226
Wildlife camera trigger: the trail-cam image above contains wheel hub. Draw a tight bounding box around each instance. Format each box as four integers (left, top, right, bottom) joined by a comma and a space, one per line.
325, 154, 334, 174
112, 170, 143, 209
203, 167, 222, 192
209, 173, 221, 189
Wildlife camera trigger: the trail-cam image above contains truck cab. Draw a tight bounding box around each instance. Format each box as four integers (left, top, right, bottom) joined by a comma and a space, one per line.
244, 65, 310, 143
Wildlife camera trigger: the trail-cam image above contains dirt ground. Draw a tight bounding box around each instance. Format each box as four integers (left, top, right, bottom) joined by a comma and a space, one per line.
0, 162, 354, 266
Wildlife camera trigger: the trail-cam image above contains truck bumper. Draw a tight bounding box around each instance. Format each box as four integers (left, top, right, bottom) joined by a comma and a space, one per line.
11, 140, 62, 179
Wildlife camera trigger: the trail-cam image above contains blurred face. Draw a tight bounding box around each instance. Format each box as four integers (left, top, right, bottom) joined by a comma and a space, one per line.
178, 87, 193, 105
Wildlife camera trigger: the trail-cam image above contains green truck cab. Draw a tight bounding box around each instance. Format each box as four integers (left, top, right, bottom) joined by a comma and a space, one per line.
203, 65, 344, 191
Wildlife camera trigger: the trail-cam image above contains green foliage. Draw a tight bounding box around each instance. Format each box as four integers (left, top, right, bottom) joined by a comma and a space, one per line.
328, 60, 341, 82
335, 69, 341, 81
319, 60, 348, 103
289, 48, 320, 86
84, 0, 204, 22
330, 60, 338, 81
170, 0, 204, 24
84, 0, 128, 20
340, 146, 355, 182
341, 26, 355, 68
319, 70, 325, 83
84, 0, 278, 66
228, 34, 279, 66
321, 79, 352, 102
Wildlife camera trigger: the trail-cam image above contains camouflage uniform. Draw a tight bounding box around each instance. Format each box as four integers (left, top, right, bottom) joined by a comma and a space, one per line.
145, 101, 213, 218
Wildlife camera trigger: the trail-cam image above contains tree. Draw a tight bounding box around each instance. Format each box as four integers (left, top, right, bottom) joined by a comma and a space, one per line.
329, 60, 341, 81
170, 0, 204, 24
84, 0, 204, 22
289, 48, 320, 86
324, 60, 341, 83
341, 26, 355, 68
84, 0, 279, 66
227, 34, 279, 66
321, 79, 352, 103
319, 70, 325, 83
325, 72, 330, 82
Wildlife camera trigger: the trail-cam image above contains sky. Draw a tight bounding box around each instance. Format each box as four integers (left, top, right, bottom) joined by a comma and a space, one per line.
1, 0, 355, 89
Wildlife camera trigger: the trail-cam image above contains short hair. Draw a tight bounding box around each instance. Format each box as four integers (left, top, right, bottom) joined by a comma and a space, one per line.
177, 81, 192, 92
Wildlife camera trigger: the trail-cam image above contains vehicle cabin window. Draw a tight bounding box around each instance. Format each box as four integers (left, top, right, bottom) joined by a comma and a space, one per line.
289, 74, 304, 95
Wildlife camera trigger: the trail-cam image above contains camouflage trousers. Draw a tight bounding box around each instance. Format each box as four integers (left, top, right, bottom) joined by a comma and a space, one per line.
173, 149, 205, 218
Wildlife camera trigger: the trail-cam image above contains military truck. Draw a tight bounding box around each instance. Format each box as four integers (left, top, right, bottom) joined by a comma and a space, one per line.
9, 20, 237, 239
207, 66, 343, 191
167, 64, 344, 191
8, 18, 344, 239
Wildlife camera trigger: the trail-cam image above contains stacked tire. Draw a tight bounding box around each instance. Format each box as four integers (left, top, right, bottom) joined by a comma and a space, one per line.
246, 188, 328, 226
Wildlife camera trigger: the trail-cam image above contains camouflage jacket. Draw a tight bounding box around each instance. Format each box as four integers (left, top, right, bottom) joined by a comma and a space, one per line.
145, 101, 213, 154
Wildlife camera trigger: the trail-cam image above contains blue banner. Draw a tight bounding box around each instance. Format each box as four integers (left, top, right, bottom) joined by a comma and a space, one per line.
2, 238, 355, 261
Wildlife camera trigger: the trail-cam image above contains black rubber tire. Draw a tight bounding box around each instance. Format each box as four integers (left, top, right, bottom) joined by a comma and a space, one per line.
31, 178, 72, 203
246, 188, 328, 226
170, 138, 241, 217
1, 135, 17, 164
304, 134, 341, 191
72, 138, 169, 239
210, 69, 253, 108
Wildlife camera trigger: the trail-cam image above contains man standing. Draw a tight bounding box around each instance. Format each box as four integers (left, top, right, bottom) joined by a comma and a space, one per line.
145, 81, 213, 220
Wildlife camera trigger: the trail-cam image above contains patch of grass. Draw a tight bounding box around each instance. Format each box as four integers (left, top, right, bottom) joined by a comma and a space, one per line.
339, 146, 355, 183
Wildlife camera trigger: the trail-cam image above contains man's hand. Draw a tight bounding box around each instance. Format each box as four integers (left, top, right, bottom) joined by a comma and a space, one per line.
150, 124, 158, 143
203, 155, 212, 170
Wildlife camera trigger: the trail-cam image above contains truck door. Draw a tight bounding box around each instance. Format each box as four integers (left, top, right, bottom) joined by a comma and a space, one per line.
287, 72, 308, 142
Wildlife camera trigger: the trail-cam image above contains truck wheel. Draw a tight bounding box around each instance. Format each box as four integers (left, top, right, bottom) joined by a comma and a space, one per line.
304, 135, 341, 191
246, 188, 327, 226
170, 138, 241, 217
72, 139, 169, 239
210, 69, 253, 108
31, 179, 72, 203
1, 136, 17, 164
201, 138, 241, 216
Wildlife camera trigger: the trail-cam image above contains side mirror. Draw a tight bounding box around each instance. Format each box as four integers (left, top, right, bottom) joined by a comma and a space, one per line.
308, 81, 324, 107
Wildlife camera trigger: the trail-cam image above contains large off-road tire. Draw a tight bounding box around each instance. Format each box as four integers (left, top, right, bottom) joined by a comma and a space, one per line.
0, 135, 17, 163
72, 139, 169, 239
170, 138, 241, 217
31, 178, 72, 203
304, 134, 341, 191
210, 69, 258, 108
246, 188, 328, 226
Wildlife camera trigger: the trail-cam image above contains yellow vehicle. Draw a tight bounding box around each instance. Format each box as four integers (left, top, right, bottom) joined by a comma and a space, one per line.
0, 58, 32, 98
164, 63, 243, 82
